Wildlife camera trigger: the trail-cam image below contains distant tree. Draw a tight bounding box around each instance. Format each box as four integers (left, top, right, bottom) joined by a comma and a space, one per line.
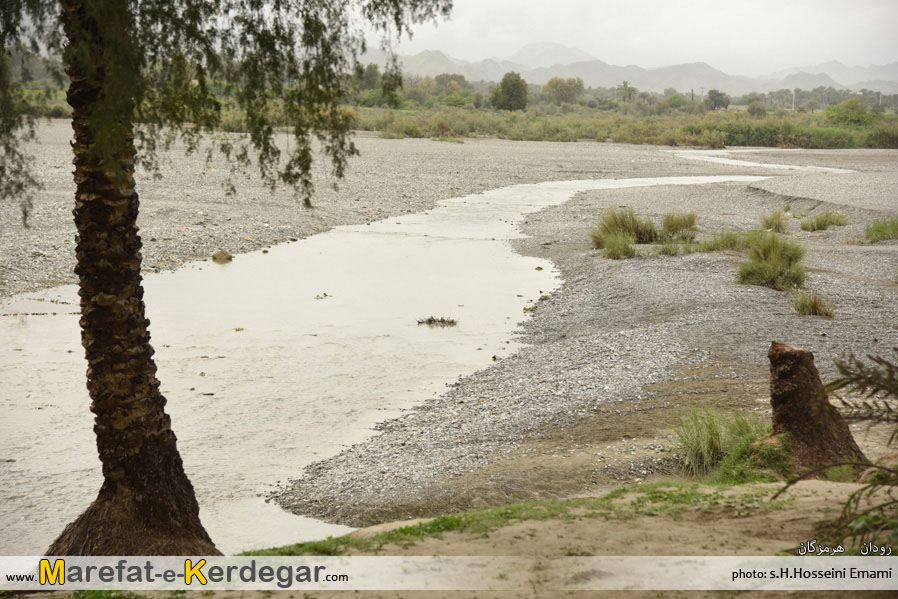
354, 63, 382, 92
747, 101, 767, 118
663, 87, 678, 97
434, 73, 470, 97
705, 89, 731, 110
662, 93, 688, 111
543, 77, 584, 105
617, 80, 635, 102
824, 98, 875, 127
472, 91, 484, 109
490, 72, 528, 111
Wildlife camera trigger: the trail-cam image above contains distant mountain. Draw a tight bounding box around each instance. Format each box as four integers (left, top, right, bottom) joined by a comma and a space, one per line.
502, 42, 595, 69
768, 61, 898, 87
358, 42, 898, 95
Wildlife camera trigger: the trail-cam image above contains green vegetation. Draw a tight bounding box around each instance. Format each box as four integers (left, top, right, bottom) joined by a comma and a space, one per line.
601, 232, 637, 259
698, 230, 760, 252
792, 291, 835, 317
490, 71, 528, 111
737, 232, 807, 290
865, 217, 898, 242
590, 207, 658, 248
761, 209, 789, 233
246, 481, 787, 556
823, 351, 898, 546
800, 210, 848, 231
661, 211, 698, 242
673, 410, 790, 484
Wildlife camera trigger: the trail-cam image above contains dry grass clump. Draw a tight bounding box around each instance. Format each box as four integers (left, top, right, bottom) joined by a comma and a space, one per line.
800, 211, 848, 231
737, 232, 807, 290
865, 218, 898, 243
792, 291, 835, 317
590, 208, 658, 248
661, 212, 698, 242
761, 209, 788, 233
601, 232, 637, 259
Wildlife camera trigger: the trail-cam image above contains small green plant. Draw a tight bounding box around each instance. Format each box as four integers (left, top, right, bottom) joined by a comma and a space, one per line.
673, 410, 782, 482
800, 211, 848, 231
737, 232, 806, 290
793, 291, 835, 317
865, 218, 898, 243
761, 209, 788, 233
601, 232, 637, 259
661, 211, 698, 242
590, 207, 657, 248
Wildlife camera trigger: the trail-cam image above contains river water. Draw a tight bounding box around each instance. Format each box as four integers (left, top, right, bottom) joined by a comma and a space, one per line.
0, 174, 767, 554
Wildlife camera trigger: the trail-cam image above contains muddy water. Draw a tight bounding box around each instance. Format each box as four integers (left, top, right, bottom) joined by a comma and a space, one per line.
0, 174, 768, 555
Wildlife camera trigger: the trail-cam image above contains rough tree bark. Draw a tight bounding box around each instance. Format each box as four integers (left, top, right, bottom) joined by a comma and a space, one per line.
47, 0, 219, 555
768, 341, 867, 475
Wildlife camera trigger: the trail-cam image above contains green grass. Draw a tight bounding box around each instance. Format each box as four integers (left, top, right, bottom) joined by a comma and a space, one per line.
761, 209, 789, 233
673, 409, 789, 483
601, 232, 637, 259
661, 211, 698, 242
865, 217, 898, 242
800, 211, 848, 231
698, 230, 757, 252
590, 207, 658, 248
792, 291, 835, 317
245, 481, 788, 556
737, 232, 807, 290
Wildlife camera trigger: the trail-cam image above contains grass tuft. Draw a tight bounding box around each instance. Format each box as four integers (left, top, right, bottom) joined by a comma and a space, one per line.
865, 217, 898, 243
590, 208, 657, 248
792, 291, 835, 318
661, 212, 698, 242
601, 232, 637, 259
800, 211, 848, 231
737, 232, 806, 290
673, 409, 788, 483
761, 209, 788, 233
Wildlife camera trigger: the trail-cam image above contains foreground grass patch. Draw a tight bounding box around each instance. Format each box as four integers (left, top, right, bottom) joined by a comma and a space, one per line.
865, 217, 898, 242
674, 410, 790, 484
246, 482, 788, 556
737, 232, 807, 290
792, 291, 835, 317
590, 207, 658, 248
800, 210, 848, 231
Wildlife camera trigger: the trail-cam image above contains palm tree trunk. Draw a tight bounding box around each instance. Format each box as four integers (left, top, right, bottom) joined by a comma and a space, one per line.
48, 0, 220, 556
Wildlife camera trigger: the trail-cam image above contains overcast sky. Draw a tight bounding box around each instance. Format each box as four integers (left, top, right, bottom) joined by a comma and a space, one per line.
384, 0, 898, 76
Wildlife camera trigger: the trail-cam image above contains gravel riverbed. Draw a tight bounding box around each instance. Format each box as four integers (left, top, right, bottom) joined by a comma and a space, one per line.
4, 121, 897, 530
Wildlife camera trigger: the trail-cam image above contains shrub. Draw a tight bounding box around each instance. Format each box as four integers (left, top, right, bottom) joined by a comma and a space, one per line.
793, 291, 835, 318
662, 212, 698, 242
824, 98, 875, 128
590, 207, 658, 248
761, 209, 788, 233
866, 218, 898, 243
800, 211, 848, 231
674, 410, 781, 481
865, 124, 898, 149
737, 232, 807, 290
601, 232, 637, 259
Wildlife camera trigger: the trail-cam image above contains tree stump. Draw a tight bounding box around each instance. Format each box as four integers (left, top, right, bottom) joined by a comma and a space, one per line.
768, 341, 867, 474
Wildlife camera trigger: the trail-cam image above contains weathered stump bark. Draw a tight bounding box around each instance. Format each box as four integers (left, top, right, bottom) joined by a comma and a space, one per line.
768, 341, 867, 474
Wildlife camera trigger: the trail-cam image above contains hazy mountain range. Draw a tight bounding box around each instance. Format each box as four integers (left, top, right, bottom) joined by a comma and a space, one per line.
365, 42, 898, 95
